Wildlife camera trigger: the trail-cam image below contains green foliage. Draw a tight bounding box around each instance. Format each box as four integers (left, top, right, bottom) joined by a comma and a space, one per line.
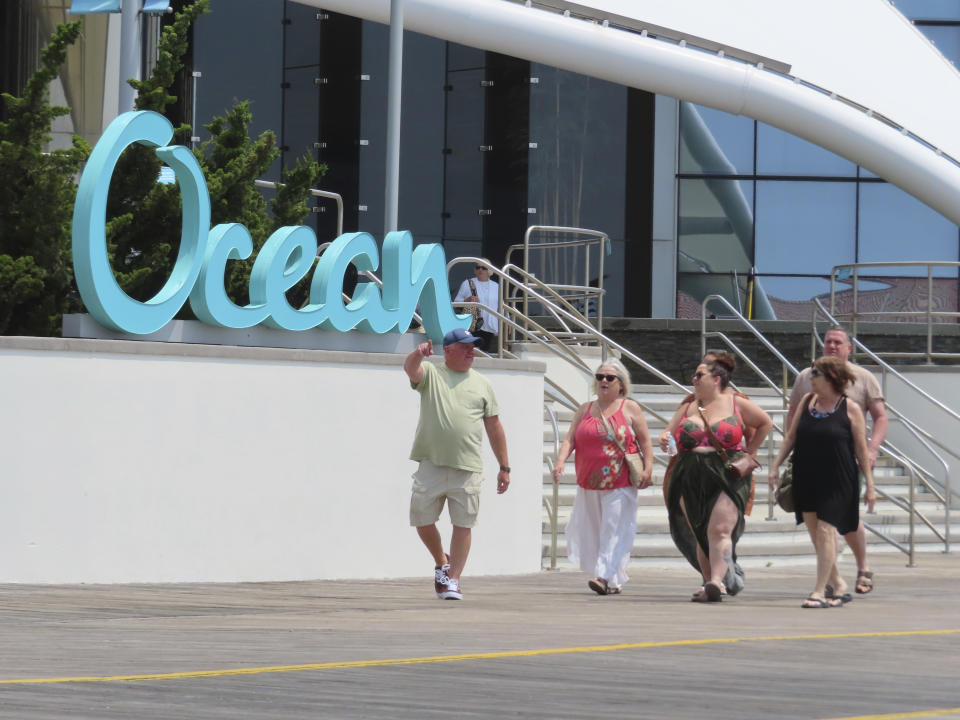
201, 102, 279, 304
130, 0, 209, 118
105, 0, 211, 302
1, 0, 326, 335
0, 20, 88, 335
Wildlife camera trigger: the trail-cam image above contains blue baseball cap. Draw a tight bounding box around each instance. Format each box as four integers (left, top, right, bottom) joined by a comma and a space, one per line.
443, 327, 482, 347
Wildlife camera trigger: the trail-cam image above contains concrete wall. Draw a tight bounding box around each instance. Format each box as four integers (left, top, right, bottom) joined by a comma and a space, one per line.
876, 366, 960, 493
0, 338, 545, 584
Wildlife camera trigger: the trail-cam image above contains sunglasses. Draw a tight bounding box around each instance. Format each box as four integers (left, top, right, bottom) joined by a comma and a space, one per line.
595, 373, 619, 383
810, 367, 822, 377
475, 265, 487, 270
693, 371, 710, 380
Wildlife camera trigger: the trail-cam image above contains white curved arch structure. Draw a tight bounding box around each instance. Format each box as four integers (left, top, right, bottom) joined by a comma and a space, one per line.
292, 0, 960, 226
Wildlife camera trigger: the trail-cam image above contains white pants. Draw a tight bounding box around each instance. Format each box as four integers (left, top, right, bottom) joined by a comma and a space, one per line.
566, 486, 638, 589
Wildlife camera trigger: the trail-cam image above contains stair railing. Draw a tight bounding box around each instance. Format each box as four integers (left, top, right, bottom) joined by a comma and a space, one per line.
701, 293, 950, 560
828, 261, 960, 364
505, 226, 609, 335
543, 400, 563, 571
448, 257, 700, 566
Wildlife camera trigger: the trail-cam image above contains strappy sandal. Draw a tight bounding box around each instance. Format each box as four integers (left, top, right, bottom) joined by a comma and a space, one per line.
588, 578, 609, 596
703, 581, 725, 602
855, 570, 874, 594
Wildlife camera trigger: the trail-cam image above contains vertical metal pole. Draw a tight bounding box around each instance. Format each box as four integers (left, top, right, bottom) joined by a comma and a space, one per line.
810, 305, 817, 363
119, 0, 140, 113
596, 234, 605, 334
384, 0, 404, 234
852, 265, 859, 363
190, 71, 201, 150
908, 467, 916, 567
927, 265, 933, 364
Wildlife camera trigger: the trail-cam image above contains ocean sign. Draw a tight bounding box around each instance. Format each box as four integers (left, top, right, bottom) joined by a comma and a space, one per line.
71, 110, 470, 343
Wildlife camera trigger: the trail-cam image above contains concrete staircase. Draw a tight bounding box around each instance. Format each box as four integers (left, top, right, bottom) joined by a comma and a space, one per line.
542, 384, 950, 571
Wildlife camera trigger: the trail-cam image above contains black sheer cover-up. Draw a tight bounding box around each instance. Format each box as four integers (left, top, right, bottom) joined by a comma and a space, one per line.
792, 395, 859, 534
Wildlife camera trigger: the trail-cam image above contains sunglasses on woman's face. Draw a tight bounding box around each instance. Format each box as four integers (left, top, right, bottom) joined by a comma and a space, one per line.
810, 367, 822, 377
693, 371, 709, 380
595, 373, 619, 382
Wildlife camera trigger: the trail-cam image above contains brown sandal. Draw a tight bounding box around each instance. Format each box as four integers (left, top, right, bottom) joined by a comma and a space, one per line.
588, 578, 609, 596
855, 570, 874, 594
703, 581, 725, 602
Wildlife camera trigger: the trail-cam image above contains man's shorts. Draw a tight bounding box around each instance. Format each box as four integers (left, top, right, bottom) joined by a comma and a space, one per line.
410, 459, 482, 528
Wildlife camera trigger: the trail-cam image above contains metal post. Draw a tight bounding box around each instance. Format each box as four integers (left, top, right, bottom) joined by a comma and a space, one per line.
384, 0, 404, 234
118, 0, 140, 114
908, 466, 916, 567
851, 265, 859, 362
927, 265, 933, 364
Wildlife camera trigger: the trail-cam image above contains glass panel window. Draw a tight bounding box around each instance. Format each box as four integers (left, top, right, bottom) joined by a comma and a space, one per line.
757, 123, 857, 177
895, 1, 960, 21
443, 68, 485, 241
916, 25, 960, 64
528, 65, 627, 236
678, 103, 754, 175
678, 178, 754, 274
753, 276, 834, 321
754, 181, 856, 274
858, 184, 959, 276
676, 272, 749, 319
447, 44, 485, 71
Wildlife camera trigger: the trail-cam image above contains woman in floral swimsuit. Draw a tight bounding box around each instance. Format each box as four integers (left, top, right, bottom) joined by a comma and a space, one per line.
661, 353, 772, 602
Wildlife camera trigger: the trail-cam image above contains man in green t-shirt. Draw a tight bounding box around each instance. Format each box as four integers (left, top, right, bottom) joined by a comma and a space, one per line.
403, 327, 511, 600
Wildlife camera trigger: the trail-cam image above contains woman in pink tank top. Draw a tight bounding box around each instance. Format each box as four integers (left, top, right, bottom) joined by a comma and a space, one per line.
552, 360, 654, 595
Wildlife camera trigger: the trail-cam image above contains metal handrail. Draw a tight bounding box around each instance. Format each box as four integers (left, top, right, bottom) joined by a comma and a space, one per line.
448, 258, 698, 564
506, 225, 609, 334
254, 179, 344, 239
500, 265, 604, 346
828, 261, 960, 363
543, 401, 562, 570
701, 294, 799, 401
448, 257, 605, 359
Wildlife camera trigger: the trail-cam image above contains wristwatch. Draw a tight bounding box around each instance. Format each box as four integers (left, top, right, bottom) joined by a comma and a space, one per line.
499, 465, 511, 473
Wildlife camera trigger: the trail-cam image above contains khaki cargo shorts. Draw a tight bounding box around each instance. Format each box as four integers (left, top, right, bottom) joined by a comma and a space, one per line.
410, 459, 482, 528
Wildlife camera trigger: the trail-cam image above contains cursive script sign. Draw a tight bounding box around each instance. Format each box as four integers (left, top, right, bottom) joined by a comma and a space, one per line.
72, 111, 470, 343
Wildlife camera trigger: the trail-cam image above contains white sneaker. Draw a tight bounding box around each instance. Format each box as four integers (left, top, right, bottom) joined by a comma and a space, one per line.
439, 578, 463, 600
434, 564, 451, 597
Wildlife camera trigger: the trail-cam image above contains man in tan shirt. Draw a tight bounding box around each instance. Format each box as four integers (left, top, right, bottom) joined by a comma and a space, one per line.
787, 326, 888, 594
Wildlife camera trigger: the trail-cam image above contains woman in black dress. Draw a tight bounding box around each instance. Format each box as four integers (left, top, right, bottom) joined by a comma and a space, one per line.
770, 356, 876, 608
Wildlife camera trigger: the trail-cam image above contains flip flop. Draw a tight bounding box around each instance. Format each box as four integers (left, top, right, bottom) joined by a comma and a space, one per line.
606, 586, 622, 595
856, 570, 874, 594
802, 594, 842, 608
824, 585, 852, 603
588, 578, 609, 596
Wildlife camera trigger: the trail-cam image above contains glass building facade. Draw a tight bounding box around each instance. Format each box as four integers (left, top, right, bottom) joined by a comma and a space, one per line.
2, 0, 958, 322
675, 4, 960, 321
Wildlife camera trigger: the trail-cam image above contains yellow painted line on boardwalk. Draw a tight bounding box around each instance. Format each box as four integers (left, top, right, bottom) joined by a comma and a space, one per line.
0, 628, 957, 686
818, 708, 960, 720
